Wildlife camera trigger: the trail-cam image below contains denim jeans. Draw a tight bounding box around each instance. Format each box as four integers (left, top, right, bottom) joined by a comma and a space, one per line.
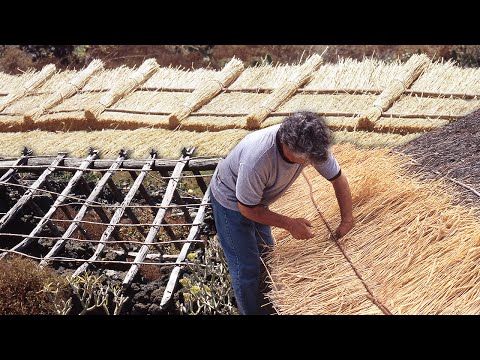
210, 192, 274, 315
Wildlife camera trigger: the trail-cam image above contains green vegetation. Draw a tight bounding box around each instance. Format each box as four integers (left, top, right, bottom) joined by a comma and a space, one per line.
176, 236, 238, 315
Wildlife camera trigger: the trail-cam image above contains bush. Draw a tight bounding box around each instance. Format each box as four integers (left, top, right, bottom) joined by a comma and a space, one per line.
0, 256, 70, 315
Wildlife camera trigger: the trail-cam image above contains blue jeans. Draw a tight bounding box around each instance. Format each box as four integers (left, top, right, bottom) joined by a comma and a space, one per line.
210, 192, 274, 315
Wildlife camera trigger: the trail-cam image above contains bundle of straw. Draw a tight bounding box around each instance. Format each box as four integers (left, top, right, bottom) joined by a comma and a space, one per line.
0, 64, 56, 112
357, 54, 431, 129
267, 144, 480, 314
246, 53, 324, 129
85, 58, 159, 120
25, 59, 104, 121
168, 58, 244, 128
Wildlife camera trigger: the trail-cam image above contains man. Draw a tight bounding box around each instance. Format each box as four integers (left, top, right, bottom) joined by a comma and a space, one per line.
209, 111, 354, 315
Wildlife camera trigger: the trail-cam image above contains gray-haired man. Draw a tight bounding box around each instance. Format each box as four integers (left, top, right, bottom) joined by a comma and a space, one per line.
209, 111, 354, 315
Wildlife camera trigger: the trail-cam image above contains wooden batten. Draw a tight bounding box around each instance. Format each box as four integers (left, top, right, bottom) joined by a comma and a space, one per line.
0, 152, 98, 259
122, 148, 195, 286
38, 153, 127, 267
69, 153, 157, 274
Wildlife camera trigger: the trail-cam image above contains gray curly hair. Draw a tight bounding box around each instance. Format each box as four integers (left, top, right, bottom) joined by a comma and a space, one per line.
277, 111, 332, 163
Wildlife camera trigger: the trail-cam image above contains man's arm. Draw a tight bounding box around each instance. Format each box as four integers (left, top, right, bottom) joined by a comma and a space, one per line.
330, 171, 354, 238
237, 203, 314, 240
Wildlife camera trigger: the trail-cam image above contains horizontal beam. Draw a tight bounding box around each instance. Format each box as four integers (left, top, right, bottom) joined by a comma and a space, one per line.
0, 157, 221, 172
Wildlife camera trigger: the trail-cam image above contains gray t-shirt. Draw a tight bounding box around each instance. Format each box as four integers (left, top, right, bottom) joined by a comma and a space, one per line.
210, 124, 341, 211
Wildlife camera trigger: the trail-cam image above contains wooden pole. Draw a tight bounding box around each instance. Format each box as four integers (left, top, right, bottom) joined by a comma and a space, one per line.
0, 157, 221, 172
0, 154, 65, 231
122, 148, 195, 287
0, 152, 98, 258
38, 153, 127, 267
71, 152, 158, 275
160, 186, 211, 308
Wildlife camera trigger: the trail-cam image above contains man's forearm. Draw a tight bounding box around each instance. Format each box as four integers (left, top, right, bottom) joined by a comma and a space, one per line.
237, 203, 293, 230
238, 202, 314, 240
331, 172, 353, 223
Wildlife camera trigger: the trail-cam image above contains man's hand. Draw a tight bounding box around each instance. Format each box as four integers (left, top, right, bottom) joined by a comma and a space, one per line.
335, 219, 354, 239
287, 218, 314, 239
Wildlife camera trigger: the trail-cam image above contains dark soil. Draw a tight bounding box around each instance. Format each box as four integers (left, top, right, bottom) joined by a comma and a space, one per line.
1, 45, 480, 74
397, 109, 480, 208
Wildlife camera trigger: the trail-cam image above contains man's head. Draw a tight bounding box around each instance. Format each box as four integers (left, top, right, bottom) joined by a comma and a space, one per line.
277, 111, 332, 164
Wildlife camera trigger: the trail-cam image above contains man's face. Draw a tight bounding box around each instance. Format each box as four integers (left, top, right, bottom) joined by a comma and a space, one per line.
282, 144, 310, 165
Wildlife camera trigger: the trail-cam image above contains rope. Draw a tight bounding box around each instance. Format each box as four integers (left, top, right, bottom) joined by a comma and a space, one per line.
0, 247, 189, 266
0, 232, 204, 246
301, 171, 392, 315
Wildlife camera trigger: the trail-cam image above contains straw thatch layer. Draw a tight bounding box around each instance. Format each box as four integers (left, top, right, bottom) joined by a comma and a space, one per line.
0, 115, 28, 132
275, 94, 376, 114
110, 91, 190, 113
246, 54, 323, 129
0, 64, 56, 112
228, 64, 302, 90
176, 116, 247, 131
385, 95, 480, 118
372, 117, 449, 134
357, 54, 431, 129
261, 115, 359, 131
304, 57, 405, 92
267, 144, 480, 314
25, 60, 104, 121
0, 93, 51, 115
0, 127, 425, 159
0, 128, 251, 159
194, 92, 267, 114
0, 72, 29, 95
142, 67, 217, 90
85, 58, 160, 120
332, 130, 421, 147
411, 60, 480, 94
81, 66, 136, 92
168, 58, 244, 127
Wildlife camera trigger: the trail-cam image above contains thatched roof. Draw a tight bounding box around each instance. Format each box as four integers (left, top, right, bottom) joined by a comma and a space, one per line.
0, 52, 479, 158
267, 144, 480, 314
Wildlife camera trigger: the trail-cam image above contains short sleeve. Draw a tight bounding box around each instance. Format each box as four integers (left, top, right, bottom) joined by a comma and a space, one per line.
312, 151, 341, 181
236, 163, 266, 207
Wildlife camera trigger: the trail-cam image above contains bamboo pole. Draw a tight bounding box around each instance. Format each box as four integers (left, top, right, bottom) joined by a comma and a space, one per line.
357, 54, 431, 129
0, 152, 98, 259
25, 60, 104, 121
71, 152, 158, 275
38, 153, 127, 267
85, 58, 159, 120
246, 53, 324, 129
122, 148, 195, 287
0, 64, 56, 112
168, 58, 244, 128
